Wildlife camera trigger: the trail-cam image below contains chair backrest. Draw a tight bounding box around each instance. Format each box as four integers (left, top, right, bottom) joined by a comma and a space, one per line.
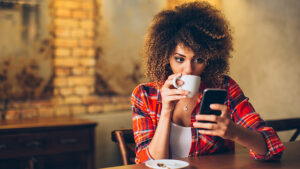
265, 118, 300, 142
111, 129, 136, 165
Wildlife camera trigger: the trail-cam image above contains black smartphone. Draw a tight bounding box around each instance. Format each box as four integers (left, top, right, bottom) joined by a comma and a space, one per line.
199, 88, 227, 116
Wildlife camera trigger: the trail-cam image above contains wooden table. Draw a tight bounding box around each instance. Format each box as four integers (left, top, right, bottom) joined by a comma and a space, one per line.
0, 117, 97, 169
101, 141, 300, 169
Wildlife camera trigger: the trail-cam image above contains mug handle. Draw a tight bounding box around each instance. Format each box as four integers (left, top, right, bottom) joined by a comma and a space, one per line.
172, 75, 181, 88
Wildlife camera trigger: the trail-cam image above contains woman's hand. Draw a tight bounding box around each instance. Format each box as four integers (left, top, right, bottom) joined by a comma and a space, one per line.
193, 104, 238, 140
160, 73, 189, 118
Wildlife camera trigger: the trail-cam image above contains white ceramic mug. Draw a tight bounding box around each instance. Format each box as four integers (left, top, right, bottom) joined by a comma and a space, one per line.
172, 75, 201, 98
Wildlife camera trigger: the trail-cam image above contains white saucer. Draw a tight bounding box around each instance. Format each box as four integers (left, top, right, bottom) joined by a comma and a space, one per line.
145, 159, 189, 169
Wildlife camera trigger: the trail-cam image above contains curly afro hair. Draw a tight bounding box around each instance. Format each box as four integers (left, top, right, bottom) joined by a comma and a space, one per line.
143, 1, 233, 87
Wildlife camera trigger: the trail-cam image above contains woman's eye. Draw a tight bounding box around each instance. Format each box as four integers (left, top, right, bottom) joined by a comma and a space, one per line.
175, 57, 184, 63
194, 58, 205, 64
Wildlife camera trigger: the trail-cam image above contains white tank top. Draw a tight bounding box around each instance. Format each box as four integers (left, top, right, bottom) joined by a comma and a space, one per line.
170, 122, 192, 159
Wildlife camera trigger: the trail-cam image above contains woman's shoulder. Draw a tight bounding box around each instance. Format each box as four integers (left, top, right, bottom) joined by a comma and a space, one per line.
131, 82, 160, 109
221, 75, 245, 98
132, 82, 158, 96
221, 75, 240, 87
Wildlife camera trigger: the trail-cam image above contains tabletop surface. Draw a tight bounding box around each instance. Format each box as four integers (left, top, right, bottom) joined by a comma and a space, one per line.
101, 141, 300, 169
0, 117, 97, 132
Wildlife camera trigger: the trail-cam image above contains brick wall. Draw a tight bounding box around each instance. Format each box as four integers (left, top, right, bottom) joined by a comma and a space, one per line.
3, 0, 130, 120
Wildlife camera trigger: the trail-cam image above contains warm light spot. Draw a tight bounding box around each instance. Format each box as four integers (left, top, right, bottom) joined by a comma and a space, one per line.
167, 0, 221, 10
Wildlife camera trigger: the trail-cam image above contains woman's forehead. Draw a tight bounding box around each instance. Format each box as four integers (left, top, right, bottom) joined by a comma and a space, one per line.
174, 43, 194, 54
172, 43, 207, 58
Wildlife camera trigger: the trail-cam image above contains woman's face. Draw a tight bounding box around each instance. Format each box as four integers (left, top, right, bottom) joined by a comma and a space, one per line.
169, 43, 206, 76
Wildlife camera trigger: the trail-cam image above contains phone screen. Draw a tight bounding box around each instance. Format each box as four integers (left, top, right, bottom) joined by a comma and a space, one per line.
199, 88, 227, 116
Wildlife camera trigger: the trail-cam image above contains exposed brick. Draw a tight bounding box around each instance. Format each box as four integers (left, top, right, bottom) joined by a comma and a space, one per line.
86, 30, 95, 38
54, 28, 70, 38
64, 96, 82, 104
79, 39, 94, 48
72, 10, 87, 19
54, 77, 68, 87
71, 105, 87, 115
87, 105, 103, 114
86, 48, 95, 57
68, 76, 94, 86
22, 108, 38, 119
80, 20, 95, 29
53, 0, 80, 9
72, 48, 87, 57
80, 58, 95, 66
54, 58, 79, 67
89, 86, 95, 94
55, 67, 72, 76
53, 1, 66, 9
72, 66, 87, 75
54, 18, 79, 28
114, 103, 131, 110
102, 104, 116, 112
87, 67, 95, 76
71, 29, 85, 38
31, 100, 53, 107
74, 86, 90, 95
83, 95, 111, 104
39, 107, 55, 118
103, 103, 131, 112
55, 8, 71, 17
60, 87, 73, 96
111, 96, 131, 103
81, 1, 94, 10
55, 106, 71, 116
5, 109, 19, 120
51, 97, 65, 105
54, 38, 78, 48
5, 0, 121, 121
9, 101, 24, 109
86, 12, 95, 19
55, 48, 71, 57
54, 88, 60, 96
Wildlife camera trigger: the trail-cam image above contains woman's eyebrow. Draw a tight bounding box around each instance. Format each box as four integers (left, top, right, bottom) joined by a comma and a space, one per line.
175, 53, 198, 58
174, 53, 186, 57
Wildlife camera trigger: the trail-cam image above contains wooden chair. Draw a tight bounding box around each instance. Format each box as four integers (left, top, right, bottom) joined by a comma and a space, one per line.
265, 118, 300, 142
111, 129, 136, 165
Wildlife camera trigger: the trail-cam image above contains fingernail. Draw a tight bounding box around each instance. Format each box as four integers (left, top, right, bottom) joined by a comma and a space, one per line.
210, 104, 216, 108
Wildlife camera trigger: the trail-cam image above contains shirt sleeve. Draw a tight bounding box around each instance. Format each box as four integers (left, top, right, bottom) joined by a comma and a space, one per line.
131, 84, 155, 164
226, 77, 285, 160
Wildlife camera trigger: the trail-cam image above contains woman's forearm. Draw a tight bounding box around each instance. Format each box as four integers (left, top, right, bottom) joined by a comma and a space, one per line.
233, 125, 267, 155
148, 109, 172, 159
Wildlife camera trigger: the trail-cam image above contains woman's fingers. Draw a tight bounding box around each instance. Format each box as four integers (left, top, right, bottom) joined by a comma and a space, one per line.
198, 129, 217, 136
194, 104, 236, 139
166, 95, 187, 102
210, 104, 228, 117
167, 73, 182, 80
193, 121, 217, 130
167, 88, 189, 96
195, 114, 218, 122
164, 73, 183, 88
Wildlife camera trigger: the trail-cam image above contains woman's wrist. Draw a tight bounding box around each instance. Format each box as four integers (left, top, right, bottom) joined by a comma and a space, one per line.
229, 123, 242, 142
230, 124, 267, 155
160, 105, 173, 119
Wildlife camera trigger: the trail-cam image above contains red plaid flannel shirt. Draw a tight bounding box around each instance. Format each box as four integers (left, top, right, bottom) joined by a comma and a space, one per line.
131, 76, 285, 164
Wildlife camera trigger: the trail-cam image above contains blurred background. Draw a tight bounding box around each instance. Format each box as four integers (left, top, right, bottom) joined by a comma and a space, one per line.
0, 0, 299, 168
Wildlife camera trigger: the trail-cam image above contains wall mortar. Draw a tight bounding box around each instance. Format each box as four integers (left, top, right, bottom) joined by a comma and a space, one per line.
3, 0, 131, 120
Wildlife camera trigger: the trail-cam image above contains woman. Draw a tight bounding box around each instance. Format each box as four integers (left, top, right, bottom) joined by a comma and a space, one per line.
131, 1, 284, 164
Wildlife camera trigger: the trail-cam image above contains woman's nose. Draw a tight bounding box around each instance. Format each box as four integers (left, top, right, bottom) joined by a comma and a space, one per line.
183, 61, 193, 74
